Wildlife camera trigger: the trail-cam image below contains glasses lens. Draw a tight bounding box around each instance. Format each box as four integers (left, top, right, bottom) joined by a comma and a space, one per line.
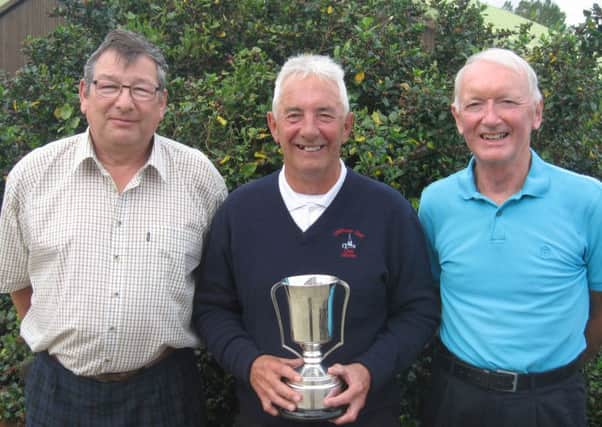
95, 80, 120, 97
131, 85, 156, 101
94, 80, 158, 101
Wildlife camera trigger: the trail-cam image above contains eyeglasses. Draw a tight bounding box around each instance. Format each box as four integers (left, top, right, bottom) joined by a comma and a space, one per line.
92, 79, 161, 102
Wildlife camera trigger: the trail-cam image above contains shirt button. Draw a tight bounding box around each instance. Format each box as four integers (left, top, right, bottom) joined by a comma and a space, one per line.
104, 358, 110, 363
116, 220, 122, 226
114, 255, 119, 261
113, 292, 119, 298
496, 211, 502, 217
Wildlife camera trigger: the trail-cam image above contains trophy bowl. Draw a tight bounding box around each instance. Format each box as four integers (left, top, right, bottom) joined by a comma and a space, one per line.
271, 274, 350, 421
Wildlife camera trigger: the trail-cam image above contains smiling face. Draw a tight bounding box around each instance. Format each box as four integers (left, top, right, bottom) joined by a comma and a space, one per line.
451, 60, 543, 172
79, 49, 167, 154
267, 74, 353, 194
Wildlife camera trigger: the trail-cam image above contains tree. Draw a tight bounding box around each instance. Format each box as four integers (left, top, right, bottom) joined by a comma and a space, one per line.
513, 0, 567, 28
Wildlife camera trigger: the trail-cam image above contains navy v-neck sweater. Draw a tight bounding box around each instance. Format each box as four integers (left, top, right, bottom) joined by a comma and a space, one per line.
193, 169, 439, 423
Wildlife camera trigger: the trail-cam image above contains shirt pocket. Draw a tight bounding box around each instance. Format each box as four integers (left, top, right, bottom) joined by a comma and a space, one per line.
139, 225, 203, 291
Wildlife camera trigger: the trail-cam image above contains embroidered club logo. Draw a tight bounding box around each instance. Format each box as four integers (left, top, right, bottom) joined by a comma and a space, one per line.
333, 228, 365, 258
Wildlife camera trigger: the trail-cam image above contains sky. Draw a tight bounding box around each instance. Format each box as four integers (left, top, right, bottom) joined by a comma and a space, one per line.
483, 0, 596, 25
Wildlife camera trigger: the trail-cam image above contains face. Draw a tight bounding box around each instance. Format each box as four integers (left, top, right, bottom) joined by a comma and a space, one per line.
79, 49, 167, 153
451, 60, 543, 170
267, 75, 353, 193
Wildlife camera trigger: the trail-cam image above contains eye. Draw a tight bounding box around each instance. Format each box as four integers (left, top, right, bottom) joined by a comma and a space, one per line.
464, 102, 482, 112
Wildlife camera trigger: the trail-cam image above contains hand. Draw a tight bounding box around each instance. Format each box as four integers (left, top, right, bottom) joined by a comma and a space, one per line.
249, 354, 304, 416
324, 363, 371, 425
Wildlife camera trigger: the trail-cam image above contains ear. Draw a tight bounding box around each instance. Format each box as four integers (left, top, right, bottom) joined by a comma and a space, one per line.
158, 89, 168, 120
267, 111, 279, 144
341, 112, 354, 144
451, 104, 464, 135
532, 99, 543, 130
79, 79, 89, 115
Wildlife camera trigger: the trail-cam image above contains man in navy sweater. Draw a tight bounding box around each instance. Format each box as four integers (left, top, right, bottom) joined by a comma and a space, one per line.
193, 54, 439, 426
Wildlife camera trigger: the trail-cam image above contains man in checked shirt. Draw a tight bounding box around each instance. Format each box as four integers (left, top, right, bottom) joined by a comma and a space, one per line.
0, 29, 227, 426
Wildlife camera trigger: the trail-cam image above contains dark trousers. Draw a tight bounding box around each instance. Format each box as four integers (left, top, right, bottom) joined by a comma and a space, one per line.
421, 349, 587, 427
25, 348, 206, 427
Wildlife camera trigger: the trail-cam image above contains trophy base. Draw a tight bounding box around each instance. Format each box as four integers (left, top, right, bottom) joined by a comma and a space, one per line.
279, 406, 345, 421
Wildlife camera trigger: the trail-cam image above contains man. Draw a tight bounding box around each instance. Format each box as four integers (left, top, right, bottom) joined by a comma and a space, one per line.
419, 48, 602, 426
193, 54, 439, 426
0, 29, 227, 426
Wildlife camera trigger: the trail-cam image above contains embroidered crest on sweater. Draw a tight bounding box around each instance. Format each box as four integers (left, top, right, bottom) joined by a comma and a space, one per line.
333, 228, 365, 258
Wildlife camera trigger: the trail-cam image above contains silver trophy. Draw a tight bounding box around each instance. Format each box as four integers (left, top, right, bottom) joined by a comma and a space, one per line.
270, 274, 350, 421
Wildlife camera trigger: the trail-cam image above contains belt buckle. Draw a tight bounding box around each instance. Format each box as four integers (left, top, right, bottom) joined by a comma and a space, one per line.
495, 369, 518, 392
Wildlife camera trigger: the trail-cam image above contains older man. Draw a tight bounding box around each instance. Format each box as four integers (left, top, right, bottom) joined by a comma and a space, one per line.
419, 48, 602, 427
193, 54, 439, 426
0, 29, 227, 426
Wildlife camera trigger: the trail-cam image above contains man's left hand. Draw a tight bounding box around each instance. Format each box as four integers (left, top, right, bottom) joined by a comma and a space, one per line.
323, 362, 371, 425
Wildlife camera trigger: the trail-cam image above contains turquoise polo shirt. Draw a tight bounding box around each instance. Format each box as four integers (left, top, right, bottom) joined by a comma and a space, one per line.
419, 150, 602, 372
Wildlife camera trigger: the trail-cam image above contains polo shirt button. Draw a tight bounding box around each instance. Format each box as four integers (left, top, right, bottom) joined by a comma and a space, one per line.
496, 211, 502, 217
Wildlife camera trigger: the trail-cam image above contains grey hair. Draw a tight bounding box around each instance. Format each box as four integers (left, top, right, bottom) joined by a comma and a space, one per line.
83, 29, 168, 95
452, 48, 542, 110
271, 54, 349, 116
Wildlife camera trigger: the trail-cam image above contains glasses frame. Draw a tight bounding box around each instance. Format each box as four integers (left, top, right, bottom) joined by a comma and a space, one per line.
92, 79, 162, 102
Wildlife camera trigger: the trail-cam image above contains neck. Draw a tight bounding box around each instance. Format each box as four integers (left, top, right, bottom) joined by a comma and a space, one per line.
92, 137, 153, 193
285, 164, 341, 195
474, 153, 531, 205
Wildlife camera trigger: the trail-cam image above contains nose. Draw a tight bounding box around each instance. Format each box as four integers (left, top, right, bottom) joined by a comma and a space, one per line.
114, 86, 135, 109
299, 115, 320, 140
481, 100, 501, 124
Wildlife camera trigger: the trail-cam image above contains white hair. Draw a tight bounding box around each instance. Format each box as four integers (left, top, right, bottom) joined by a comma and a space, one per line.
452, 48, 543, 109
271, 54, 349, 116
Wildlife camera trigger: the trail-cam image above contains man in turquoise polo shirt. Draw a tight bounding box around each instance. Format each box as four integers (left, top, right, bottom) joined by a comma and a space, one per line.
419, 48, 601, 427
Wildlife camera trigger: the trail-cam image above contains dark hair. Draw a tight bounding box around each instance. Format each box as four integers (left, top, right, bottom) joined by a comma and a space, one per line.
83, 29, 168, 94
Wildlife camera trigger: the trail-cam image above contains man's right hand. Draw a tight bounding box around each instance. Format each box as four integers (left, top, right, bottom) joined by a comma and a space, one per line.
249, 354, 304, 416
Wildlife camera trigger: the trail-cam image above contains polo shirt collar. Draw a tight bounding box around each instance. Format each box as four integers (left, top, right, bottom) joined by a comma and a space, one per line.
279, 159, 347, 211
458, 149, 550, 201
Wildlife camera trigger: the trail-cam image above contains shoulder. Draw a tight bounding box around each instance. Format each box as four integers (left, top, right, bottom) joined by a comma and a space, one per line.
7, 133, 83, 189
344, 169, 414, 214
155, 134, 227, 197
544, 161, 601, 195
223, 173, 277, 207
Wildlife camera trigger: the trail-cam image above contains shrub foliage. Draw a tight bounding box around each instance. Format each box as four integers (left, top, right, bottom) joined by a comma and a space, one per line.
0, 0, 600, 425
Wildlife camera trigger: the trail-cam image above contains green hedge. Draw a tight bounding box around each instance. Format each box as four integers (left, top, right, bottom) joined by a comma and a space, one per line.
1, 1, 600, 425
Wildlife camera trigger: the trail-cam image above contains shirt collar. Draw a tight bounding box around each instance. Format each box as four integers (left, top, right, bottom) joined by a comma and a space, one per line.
458, 149, 550, 201
279, 159, 347, 211
71, 129, 167, 182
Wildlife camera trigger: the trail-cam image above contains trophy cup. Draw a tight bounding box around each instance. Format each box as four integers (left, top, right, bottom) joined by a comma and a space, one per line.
270, 274, 350, 421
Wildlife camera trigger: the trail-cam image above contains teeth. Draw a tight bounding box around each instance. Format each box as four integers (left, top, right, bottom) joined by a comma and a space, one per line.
296, 144, 323, 152
482, 133, 508, 140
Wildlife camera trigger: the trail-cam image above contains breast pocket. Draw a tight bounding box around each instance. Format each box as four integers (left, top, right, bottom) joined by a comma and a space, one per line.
140, 225, 203, 291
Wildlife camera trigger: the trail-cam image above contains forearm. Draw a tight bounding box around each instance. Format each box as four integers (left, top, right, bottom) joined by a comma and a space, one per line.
584, 290, 602, 361
10, 286, 32, 320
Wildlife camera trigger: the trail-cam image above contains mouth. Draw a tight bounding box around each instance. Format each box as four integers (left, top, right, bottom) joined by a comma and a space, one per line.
480, 132, 509, 141
295, 144, 325, 152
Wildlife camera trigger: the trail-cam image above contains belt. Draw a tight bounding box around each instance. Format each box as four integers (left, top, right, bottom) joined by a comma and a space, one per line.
436, 343, 582, 393
86, 347, 176, 383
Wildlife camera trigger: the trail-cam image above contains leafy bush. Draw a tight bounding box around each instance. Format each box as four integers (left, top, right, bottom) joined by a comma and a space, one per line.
1, 0, 600, 425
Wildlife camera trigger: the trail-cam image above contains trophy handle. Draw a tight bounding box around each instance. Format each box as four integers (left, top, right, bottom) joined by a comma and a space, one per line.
270, 281, 303, 359
321, 279, 350, 361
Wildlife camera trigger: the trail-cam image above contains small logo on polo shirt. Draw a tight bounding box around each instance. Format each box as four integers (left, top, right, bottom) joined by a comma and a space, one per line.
333, 228, 365, 258
539, 245, 552, 259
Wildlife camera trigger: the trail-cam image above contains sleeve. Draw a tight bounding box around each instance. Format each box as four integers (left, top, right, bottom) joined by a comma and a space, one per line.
586, 185, 602, 291
192, 203, 262, 384
418, 188, 442, 283
0, 170, 31, 293
353, 201, 440, 392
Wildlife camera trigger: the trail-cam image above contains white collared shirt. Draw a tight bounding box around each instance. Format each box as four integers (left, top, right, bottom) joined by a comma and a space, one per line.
0, 130, 227, 375
278, 159, 347, 232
